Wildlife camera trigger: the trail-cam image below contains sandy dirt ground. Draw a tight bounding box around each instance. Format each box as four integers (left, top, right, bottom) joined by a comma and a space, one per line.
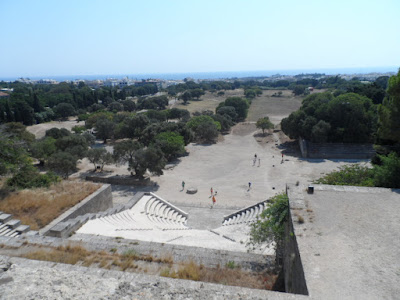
27, 118, 84, 139
30, 90, 367, 211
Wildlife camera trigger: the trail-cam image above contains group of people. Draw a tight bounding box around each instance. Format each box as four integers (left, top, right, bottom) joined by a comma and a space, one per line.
179, 152, 285, 207
181, 181, 217, 208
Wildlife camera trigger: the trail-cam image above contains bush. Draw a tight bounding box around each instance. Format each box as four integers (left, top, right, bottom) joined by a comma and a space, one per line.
7, 164, 59, 189
373, 153, 400, 188
314, 164, 374, 186
249, 193, 289, 245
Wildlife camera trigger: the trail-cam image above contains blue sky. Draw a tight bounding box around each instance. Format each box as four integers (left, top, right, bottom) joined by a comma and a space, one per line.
1, 0, 399, 78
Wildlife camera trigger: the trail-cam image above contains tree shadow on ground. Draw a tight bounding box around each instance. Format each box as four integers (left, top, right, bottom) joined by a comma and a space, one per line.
253, 132, 272, 138
298, 158, 371, 164
277, 141, 302, 158
111, 183, 160, 194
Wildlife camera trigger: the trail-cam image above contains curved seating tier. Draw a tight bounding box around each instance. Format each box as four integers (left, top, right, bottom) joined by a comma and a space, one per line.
222, 200, 268, 226
86, 193, 190, 232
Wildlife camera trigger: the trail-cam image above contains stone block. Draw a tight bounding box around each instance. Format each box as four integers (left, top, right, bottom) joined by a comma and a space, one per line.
15, 225, 30, 233
0, 214, 12, 223
186, 188, 197, 194
6, 219, 21, 229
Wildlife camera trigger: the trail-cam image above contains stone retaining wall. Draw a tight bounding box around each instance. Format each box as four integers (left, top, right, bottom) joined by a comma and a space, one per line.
40, 184, 113, 237
282, 186, 308, 295
86, 175, 153, 186
298, 138, 375, 159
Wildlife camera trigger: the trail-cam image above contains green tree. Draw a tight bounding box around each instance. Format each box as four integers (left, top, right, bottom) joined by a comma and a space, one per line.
55, 134, 88, 156
377, 69, 400, 146
256, 117, 274, 135
47, 151, 78, 178
53, 102, 76, 119
95, 118, 115, 143
311, 120, 331, 143
31, 137, 57, 166
98, 151, 113, 171
32, 93, 43, 113
121, 100, 136, 112
87, 148, 113, 171
190, 88, 205, 100
281, 92, 376, 143
87, 148, 106, 171
373, 153, 400, 188
113, 140, 143, 176
135, 146, 166, 177
154, 131, 185, 160
292, 85, 307, 96
0, 132, 30, 175
186, 115, 221, 143
45, 127, 71, 139
116, 114, 150, 139
179, 91, 192, 104
216, 106, 238, 121
219, 97, 249, 121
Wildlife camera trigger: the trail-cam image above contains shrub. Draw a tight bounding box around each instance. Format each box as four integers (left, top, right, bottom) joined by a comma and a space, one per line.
249, 193, 289, 246
314, 164, 374, 186
7, 164, 59, 189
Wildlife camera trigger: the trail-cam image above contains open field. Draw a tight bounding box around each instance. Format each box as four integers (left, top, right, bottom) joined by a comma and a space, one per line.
27, 118, 84, 139
170, 89, 244, 114
64, 88, 366, 211
248, 89, 327, 124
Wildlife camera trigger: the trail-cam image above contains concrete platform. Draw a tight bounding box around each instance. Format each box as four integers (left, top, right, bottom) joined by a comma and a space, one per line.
287, 184, 400, 299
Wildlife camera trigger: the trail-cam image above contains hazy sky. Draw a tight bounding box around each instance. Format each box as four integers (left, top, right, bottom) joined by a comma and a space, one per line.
1, 0, 399, 77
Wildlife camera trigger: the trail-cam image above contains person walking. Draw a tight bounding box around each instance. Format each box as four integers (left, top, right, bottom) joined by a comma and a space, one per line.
210, 187, 213, 197
211, 195, 216, 208
248, 182, 251, 190
181, 181, 185, 191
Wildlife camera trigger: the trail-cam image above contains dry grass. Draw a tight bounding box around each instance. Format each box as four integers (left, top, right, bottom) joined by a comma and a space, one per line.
160, 260, 277, 290
0, 180, 100, 230
13, 243, 276, 290
20, 244, 173, 271
172, 90, 243, 114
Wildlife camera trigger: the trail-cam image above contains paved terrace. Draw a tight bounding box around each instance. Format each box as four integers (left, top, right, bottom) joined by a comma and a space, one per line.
287, 184, 400, 299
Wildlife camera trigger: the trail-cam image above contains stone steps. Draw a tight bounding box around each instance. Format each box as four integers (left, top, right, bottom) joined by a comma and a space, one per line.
222, 201, 268, 226
0, 212, 30, 238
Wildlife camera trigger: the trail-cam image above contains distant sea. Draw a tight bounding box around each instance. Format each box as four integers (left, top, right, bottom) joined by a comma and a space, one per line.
1, 66, 397, 82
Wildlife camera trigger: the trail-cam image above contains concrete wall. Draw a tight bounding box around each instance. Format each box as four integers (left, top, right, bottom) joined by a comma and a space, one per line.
283, 209, 309, 295
299, 138, 374, 159
298, 138, 308, 158
40, 184, 113, 236
86, 176, 153, 186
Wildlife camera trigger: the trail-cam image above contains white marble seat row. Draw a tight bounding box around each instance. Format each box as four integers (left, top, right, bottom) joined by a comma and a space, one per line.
222, 202, 267, 226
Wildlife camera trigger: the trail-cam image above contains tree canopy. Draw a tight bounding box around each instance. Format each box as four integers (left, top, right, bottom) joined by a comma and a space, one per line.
281, 92, 377, 143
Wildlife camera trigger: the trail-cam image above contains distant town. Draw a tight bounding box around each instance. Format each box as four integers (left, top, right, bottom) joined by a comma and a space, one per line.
1, 71, 395, 92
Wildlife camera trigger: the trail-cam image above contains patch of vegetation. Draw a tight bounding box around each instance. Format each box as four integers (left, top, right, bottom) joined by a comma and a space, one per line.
315, 155, 400, 188
249, 193, 289, 246
6, 164, 59, 189
281, 92, 377, 143
314, 164, 374, 186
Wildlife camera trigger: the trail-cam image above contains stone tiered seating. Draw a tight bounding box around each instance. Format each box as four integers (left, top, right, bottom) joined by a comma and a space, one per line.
222, 201, 268, 226
0, 213, 30, 238
87, 193, 190, 232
